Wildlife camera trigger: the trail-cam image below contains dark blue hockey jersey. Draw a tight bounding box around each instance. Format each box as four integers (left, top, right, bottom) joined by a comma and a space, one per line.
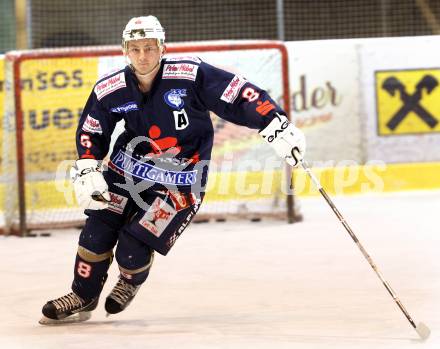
76, 56, 285, 192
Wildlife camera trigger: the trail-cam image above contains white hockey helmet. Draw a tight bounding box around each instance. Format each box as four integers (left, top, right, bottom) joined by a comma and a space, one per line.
122, 16, 165, 51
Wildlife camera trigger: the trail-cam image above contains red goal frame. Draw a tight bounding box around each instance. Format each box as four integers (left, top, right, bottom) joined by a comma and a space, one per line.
3, 41, 299, 236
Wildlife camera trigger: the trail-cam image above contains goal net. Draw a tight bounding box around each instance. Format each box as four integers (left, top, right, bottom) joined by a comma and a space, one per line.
1, 41, 297, 235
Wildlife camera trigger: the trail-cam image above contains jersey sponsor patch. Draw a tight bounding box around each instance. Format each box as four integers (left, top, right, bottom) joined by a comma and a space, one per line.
94, 72, 126, 100
107, 192, 128, 214
110, 102, 139, 113
164, 89, 187, 109
82, 114, 103, 134
110, 150, 198, 186
163, 63, 199, 81
139, 197, 176, 237
221, 75, 247, 103
165, 56, 202, 64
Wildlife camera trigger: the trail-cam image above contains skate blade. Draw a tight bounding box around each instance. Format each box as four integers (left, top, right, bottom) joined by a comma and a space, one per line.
38, 311, 92, 325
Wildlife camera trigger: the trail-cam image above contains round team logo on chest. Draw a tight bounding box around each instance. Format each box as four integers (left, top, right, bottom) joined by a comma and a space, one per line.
163, 89, 187, 109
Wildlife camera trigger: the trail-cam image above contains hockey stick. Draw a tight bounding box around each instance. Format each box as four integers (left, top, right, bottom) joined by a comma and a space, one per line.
293, 154, 430, 340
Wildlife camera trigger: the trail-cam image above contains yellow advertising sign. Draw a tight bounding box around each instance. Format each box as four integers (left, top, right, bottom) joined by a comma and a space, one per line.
376, 69, 440, 135
20, 56, 99, 173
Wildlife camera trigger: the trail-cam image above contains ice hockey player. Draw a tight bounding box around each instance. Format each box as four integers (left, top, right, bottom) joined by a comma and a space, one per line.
39, 15, 305, 324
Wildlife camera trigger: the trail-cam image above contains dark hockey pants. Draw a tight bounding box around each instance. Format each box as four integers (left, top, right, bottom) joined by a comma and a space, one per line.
71, 169, 201, 301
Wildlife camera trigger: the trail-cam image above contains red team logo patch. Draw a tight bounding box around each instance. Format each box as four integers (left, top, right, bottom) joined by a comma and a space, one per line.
146, 125, 182, 156
139, 197, 177, 237
167, 191, 197, 211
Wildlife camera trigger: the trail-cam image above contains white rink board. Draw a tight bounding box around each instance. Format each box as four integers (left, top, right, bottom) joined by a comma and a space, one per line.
285, 41, 363, 163
0, 191, 439, 349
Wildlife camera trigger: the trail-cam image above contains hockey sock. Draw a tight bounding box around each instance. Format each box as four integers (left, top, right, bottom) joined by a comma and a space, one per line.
116, 232, 154, 285
71, 246, 113, 300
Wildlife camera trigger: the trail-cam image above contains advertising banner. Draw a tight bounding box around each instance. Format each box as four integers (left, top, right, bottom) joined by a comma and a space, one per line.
286, 40, 362, 163
19, 56, 99, 174
360, 35, 440, 163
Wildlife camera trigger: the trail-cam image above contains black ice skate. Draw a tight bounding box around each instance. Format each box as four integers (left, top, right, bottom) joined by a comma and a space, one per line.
105, 278, 140, 315
39, 292, 98, 325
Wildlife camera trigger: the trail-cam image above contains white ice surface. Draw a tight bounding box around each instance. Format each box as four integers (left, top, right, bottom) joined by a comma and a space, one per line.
0, 191, 439, 349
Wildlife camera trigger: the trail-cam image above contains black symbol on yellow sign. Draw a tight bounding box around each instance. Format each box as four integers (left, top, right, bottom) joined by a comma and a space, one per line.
382, 75, 438, 131
376, 69, 440, 135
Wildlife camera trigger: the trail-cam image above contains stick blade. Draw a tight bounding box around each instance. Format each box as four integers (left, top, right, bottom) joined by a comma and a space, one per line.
415, 322, 431, 340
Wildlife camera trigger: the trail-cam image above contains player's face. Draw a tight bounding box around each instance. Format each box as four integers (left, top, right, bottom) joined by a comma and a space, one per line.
126, 38, 163, 75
